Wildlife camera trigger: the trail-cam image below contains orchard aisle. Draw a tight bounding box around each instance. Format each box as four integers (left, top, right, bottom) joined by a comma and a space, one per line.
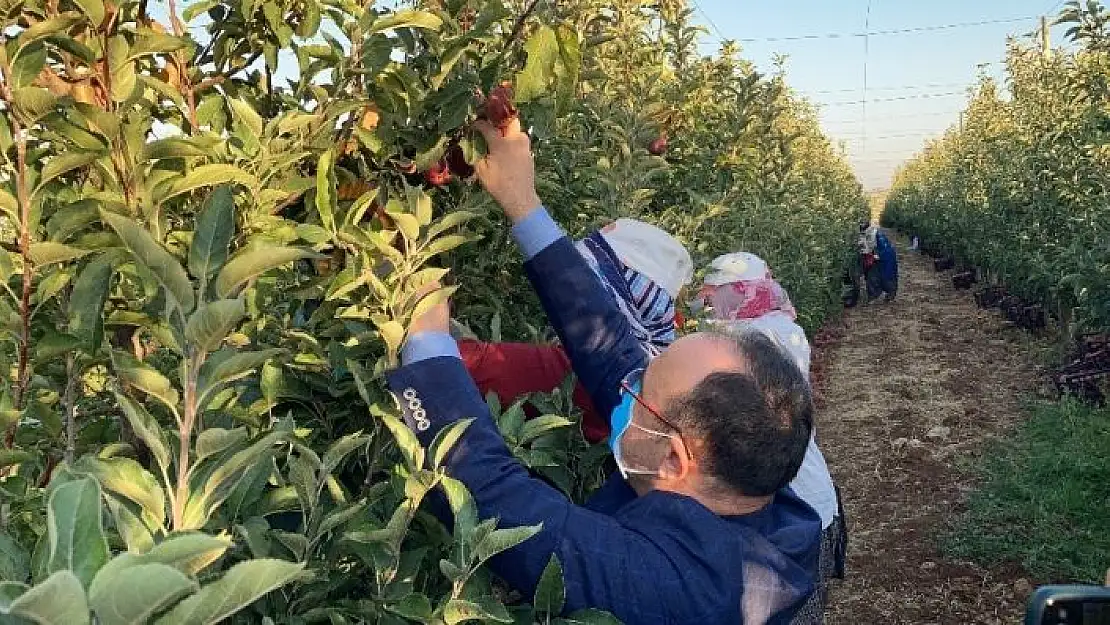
815, 233, 1046, 624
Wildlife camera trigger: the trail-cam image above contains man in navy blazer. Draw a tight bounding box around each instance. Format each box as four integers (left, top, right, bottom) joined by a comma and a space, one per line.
385, 118, 822, 624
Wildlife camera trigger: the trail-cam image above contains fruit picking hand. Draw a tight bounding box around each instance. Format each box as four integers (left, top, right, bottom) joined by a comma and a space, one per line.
473, 117, 542, 224
408, 281, 451, 337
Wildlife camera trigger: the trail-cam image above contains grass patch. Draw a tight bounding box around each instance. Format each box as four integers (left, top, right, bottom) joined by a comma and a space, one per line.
943, 398, 1110, 583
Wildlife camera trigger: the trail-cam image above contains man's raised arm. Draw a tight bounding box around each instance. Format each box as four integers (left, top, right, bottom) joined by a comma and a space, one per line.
473, 120, 646, 417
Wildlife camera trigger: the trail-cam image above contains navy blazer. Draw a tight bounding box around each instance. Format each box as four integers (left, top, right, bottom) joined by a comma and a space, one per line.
386, 235, 821, 624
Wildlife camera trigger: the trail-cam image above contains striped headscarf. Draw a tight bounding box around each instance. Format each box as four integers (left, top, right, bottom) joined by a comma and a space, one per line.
576, 232, 680, 357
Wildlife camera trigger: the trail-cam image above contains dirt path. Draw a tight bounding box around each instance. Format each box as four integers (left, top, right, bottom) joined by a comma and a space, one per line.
815, 234, 1047, 624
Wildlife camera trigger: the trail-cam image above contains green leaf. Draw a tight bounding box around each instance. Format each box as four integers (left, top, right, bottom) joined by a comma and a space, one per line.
142, 138, 214, 161
518, 415, 574, 445
314, 149, 337, 234
421, 234, 471, 259
36, 270, 73, 307
410, 285, 457, 323
74, 0, 105, 28
139, 534, 231, 577
214, 246, 316, 298
188, 186, 236, 281
45, 34, 97, 64
129, 33, 190, 60
554, 24, 582, 114
388, 593, 433, 621
113, 393, 171, 477
321, 432, 369, 474
104, 496, 156, 555
181, 432, 284, 530
160, 165, 258, 203
474, 525, 542, 566
534, 555, 566, 616
47, 200, 101, 243
28, 242, 90, 267
101, 210, 195, 315
406, 185, 432, 226
11, 42, 46, 89
0, 532, 30, 583
194, 428, 248, 463
15, 13, 84, 50
198, 349, 284, 404
376, 320, 405, 356
228, 98, 263, 140
1, 570, 89, 625
34, 152, 99, 197
367, 10, 442, 34
316, 502, 365, 537
154, 559, 304, 625
60, 260, 109, 348
0, 449, 35, 471
113, 352, 180, 415
0, 189, 18, 226
89, 562, 197, 625
439, 476, 477, 538
110, 68, 137, 105
372, 407, 425, 472
46, 478, 109, 589
442, 597, 513, 625
11, 87, 57, 121
0, 250, 13, 284
426, 210, 475, 239
182, 0, 218, 22
515, 26, 560, 103
185, 299, 245, 354
71, 457, 166, 532
429, 418, 473, 468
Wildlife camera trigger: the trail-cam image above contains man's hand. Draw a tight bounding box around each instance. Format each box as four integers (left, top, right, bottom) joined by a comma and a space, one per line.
409, 282, 451, 336
474, 117, 542, 223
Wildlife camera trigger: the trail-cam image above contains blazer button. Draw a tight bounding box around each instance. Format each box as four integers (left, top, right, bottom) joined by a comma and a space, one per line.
413, 408, 430, 432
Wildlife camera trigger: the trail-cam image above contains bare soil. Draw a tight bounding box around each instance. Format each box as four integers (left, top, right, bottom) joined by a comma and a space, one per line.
814, 235, 1050, 625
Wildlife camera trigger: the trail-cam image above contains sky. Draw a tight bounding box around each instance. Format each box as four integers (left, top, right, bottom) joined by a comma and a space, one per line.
689, 0, 1072, 190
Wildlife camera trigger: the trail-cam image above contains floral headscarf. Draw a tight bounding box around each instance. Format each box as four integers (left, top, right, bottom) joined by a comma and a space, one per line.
695, 252, 797, 321
695, 252, 810, 377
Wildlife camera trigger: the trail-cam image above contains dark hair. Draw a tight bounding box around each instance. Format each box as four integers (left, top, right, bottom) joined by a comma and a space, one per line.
668, 331, 813, 497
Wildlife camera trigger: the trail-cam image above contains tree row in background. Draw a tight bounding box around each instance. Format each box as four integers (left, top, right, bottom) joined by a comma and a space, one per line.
885, 0, 1110, 335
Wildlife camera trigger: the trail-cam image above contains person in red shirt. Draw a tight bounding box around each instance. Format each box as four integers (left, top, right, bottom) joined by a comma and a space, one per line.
460, 218, 693, 443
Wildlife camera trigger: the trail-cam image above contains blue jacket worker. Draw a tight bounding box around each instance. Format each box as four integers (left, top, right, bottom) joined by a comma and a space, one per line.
859, 221, 898, 302
385, 117, 822, 625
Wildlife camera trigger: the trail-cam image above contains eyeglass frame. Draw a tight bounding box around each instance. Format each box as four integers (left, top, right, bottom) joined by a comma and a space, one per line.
618, 368, 691, 462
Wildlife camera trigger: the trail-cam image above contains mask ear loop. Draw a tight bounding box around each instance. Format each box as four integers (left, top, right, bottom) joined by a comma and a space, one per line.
619, 379, 691, 465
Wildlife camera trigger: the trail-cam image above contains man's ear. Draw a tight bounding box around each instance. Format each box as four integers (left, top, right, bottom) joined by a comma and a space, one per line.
658, 436, 693, 482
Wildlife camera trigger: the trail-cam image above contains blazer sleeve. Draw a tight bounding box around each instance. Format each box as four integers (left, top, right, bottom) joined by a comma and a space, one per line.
385, 356, 673, 621
523, 237, 648, 418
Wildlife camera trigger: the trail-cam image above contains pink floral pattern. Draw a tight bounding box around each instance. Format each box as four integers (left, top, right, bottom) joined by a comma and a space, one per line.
697, 278, 797, 321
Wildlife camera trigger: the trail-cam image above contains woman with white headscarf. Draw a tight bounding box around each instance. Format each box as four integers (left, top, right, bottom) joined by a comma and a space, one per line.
694, 252, 846, 624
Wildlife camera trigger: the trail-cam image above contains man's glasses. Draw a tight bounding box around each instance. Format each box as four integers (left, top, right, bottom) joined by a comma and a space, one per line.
619, 369, 690, 460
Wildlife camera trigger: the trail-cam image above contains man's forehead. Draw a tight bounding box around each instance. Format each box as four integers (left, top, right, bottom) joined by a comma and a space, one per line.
644, 333, 748, 397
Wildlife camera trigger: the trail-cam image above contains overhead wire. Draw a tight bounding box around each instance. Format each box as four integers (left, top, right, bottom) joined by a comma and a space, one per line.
800, 81, 975, 95
822, 90, 970, 107
700, 16, 1039, 44
690, 4, 1044, 183
689, 0, 730, 44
